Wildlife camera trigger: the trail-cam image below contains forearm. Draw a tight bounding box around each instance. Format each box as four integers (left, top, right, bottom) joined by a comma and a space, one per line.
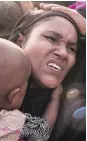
43, 98, 60, 129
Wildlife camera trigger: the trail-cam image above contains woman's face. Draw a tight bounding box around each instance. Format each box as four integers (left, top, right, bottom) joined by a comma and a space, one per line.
24, 17, 77, 88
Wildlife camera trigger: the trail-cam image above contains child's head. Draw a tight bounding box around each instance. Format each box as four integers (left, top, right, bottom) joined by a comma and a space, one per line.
0, 38, 31, 110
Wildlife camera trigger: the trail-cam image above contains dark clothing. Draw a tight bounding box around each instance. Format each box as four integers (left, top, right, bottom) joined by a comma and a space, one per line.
20, 82, 86, 141
19, 113, 51, 141
20, 88, 52, 117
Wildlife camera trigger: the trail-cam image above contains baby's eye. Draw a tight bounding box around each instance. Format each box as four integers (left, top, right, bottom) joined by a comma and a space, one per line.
43, 35, 57, 42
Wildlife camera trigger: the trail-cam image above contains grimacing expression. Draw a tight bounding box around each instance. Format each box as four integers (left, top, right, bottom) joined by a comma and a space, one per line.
24, 17, 78, 88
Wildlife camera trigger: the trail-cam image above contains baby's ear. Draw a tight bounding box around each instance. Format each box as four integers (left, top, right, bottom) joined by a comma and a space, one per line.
8, 88, 20, 109
15, 33, 25, 47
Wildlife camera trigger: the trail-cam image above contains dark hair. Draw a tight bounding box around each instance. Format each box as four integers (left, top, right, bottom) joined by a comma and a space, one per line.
9, 10, 80, 44
0, 1, 23, 39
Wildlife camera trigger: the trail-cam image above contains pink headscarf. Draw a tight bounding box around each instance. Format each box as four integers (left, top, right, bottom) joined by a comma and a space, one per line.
69, 1, 86, 10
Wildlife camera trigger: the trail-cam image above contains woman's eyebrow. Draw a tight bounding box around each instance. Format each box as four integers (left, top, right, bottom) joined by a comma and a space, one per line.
44, 30, 63, 39
68, 41, 77, 46
43, 31, 77, 45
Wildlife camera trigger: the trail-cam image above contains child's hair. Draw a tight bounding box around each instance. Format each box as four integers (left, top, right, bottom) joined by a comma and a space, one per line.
0, 38, 30, 109
0, 1, 23, 39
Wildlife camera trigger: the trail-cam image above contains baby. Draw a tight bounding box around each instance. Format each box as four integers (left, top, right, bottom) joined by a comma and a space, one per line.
0, 38, 62, 141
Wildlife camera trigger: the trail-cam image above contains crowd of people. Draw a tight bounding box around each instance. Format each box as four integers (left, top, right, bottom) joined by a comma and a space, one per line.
0, 1, 86, 141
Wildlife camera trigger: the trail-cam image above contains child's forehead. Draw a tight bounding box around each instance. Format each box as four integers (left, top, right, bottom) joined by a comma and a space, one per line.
0, 39, 22, 55
0, 39, 16, 47
0, 39, 11, 49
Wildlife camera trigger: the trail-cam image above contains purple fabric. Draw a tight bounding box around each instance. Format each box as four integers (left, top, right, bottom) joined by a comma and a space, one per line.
69, 1, 86, 10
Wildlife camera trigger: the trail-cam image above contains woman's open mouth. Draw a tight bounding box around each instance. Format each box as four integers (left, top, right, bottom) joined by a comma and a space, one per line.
48, 63, 62, 71
47, 62, 64, 73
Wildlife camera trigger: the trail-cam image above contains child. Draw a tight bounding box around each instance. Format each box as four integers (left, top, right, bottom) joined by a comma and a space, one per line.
0, 38, 62, 141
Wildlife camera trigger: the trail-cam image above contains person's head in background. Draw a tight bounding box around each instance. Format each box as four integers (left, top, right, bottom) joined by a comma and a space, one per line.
15, 1, 35, 13
0, 1, 23, 39
9, 10, 80, 89
0, 38, 31, 111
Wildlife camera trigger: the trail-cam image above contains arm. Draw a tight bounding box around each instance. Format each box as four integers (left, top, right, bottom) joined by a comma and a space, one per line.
19, 86, 62, 141
40, 3, 86, 36
43, 85, 63, 129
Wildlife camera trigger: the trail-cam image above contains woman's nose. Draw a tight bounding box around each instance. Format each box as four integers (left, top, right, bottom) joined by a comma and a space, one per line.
54, 43, 68, 60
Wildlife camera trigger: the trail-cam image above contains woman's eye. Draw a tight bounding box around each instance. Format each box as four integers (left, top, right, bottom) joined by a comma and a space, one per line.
68, 47, 77, 54
43, 35, 57, 42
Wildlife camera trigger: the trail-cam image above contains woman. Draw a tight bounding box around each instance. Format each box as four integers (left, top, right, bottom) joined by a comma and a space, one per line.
9, 6, 85, 141
39, 4, 86, 141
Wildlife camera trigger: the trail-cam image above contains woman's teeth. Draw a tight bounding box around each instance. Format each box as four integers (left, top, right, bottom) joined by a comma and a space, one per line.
48, 63, 62, 71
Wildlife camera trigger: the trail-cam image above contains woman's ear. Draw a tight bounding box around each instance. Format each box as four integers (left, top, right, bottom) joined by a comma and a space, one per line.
8, 88, 21, 109
15, 33, 25, 47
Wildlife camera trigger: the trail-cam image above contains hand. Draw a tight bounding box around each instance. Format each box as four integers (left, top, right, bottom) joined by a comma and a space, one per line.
40, 3, 86, 36
51, 84, 63, 100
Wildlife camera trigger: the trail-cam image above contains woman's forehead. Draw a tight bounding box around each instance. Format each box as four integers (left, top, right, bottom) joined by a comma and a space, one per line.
9, 11, 80, 42
31, 17, 77, 41
37, 16, 77, 30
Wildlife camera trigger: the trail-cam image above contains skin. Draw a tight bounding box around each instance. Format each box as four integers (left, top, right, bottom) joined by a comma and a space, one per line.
24, 16, 77, 88
0, 38, 30, 110
0, 40, 62, 130
40, 3, 86, 35
19, 1, 34, 13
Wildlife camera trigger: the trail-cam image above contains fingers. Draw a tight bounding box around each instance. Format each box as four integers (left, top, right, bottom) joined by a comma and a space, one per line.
40, 3, 59, 10
40, 3, 77, 18
56, 84, 63, 94
40, 3, 78, 18
59, 84, 63, 95
40, 3, 86, 36
50, 6, 78, 20
51, 6, 86, 35
40, 3, 86, 35
51, 6, 77, 15
52, 84, 63, 99
39, 3, 44, 8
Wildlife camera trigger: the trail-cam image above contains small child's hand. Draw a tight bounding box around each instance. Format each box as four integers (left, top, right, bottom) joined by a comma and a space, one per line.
51, 85, 63, 100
